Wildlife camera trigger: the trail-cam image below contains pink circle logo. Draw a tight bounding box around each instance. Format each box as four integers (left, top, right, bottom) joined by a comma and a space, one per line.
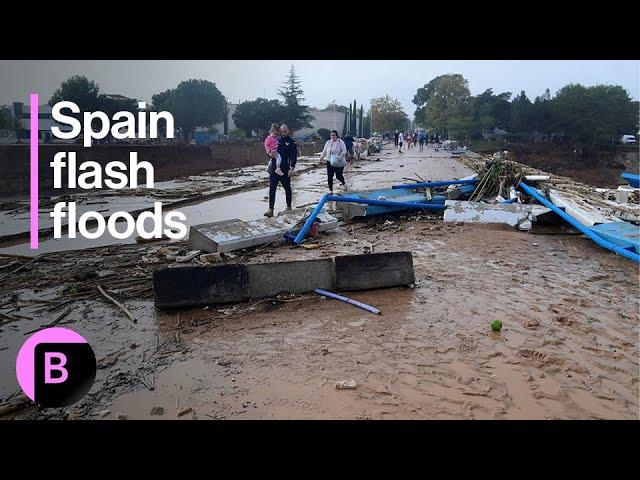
16, 327, 96, 407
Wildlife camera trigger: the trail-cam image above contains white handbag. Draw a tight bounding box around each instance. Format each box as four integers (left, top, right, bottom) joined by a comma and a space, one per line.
329, 141, 346, 168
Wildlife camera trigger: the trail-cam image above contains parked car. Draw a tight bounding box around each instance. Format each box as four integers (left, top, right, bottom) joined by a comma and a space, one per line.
620, 135, 637, 144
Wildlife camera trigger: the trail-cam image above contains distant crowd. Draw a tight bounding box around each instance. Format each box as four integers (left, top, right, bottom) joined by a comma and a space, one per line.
393, 129, 440, 153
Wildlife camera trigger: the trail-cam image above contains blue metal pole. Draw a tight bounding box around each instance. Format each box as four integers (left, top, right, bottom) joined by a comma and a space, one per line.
314, 288, 380, 314
292, 194, 445, 245
293, 194, 328, 244
518, 181, 640, 264
326, 195, 445, 210
391, 179, 478, 190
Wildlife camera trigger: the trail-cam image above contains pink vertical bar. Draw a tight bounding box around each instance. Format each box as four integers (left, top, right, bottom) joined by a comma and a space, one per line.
30, 93, 39, 249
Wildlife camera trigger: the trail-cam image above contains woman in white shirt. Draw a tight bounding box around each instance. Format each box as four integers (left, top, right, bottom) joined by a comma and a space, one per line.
319, 130, 348, 194
398, 131, 404, 152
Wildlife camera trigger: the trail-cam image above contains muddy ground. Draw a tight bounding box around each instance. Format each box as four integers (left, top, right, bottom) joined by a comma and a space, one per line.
1, 143, 638, 420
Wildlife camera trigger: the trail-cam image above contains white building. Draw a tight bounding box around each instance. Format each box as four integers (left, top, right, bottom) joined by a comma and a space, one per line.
9, 102, 60, 142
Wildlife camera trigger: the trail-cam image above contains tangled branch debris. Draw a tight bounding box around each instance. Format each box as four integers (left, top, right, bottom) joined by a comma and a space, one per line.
469, 156, 523, 201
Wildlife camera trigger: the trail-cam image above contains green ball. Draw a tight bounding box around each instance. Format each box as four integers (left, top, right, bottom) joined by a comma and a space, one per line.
491, 320, 503, 332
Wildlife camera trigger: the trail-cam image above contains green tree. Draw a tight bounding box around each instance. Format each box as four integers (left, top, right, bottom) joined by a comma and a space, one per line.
470, 89, 511, 129
341, 112, 348, 137
49, 75, 102, 113
550, 83, 637, 154
509, 90, 533, 134
152, 79, 227, 142
412, 74, 451, 127
317, 128, 331, 141
0, 105, 21, 135
277, 65, 314, 132
99, 95, 138, 119
232, 98, 287, 138
370, 95, 409, 132
424, 74, 471, 134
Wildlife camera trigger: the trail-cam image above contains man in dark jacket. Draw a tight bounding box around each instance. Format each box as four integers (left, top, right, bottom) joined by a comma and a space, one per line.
394, 129, 399, 147
343, 131, 355, 161
265, 124, 297, 217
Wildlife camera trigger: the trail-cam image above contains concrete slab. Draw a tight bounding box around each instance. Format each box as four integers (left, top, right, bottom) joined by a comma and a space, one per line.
334, 251, 415, 291
188, 210, 338, 253
248, 258, 335, 298
444, 200, 550, 229
153, 264, 250, 308
548, 189, 621, 227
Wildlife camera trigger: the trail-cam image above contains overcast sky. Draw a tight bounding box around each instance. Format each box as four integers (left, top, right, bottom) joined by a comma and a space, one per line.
1, 60, 637, 117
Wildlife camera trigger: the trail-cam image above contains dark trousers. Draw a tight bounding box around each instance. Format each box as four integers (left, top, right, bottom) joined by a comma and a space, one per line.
268, 171, 292, 209
326, 161, 345, 191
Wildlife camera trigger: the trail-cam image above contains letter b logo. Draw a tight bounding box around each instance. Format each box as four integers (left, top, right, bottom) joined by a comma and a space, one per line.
44, 352, 68, 384
16, 328, 96, 408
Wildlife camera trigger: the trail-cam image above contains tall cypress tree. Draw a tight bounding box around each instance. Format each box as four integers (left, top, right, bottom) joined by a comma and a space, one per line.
277, 65, 314, 133
341, 111, 348, 137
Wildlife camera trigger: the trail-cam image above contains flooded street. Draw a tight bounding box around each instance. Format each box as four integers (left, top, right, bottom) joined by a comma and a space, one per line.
1, 143, 638, 420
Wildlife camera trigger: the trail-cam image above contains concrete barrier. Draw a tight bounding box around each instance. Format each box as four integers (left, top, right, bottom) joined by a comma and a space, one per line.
334, 251, 415, 291
153, 251, 415, 309
153, 264, 250, 308
248, 258, 335, 299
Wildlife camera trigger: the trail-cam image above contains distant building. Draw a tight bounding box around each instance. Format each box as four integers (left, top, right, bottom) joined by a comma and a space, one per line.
212, 104, 361, 140
9, 102, 61, 142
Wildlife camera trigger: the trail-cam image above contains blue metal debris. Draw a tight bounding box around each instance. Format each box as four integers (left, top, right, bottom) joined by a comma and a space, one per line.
590, 222, 640, 254
621, 172, 640, 188
391, 179, 478, 190
519, 181, 640, 263
293, 194, 447, 244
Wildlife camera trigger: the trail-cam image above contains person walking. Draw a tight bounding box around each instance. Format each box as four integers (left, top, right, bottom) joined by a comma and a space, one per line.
343, 131, 355, 162
397, 131, 404, 153
264, 124, 297, 217
394, 129, 400, 148
319, 130, 348, 194
418, 129, 425, 151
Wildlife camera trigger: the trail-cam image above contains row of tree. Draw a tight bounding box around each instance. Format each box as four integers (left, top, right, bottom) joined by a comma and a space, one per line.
8, 65, 317, 143
412, 74, 639, 154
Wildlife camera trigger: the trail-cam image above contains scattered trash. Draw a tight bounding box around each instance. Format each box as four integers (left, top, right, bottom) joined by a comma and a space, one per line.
335, 379, 357, 390
177, 406, 193, 417
150, 406, 164, 416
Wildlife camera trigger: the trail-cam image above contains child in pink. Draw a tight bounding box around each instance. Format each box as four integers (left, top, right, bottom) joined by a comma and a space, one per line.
264, 124, 283, 176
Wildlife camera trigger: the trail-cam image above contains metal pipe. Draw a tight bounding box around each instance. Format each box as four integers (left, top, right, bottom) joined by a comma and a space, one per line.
391, 179, 478, 190
326, 195, 445, 210
293, 194, 444, 244
293, 194, 328, 244
518, 181, 640, 264
314, 288, 380, 314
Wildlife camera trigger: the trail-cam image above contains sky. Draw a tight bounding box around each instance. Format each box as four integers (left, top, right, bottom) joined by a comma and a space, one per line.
1, 60, 638, 117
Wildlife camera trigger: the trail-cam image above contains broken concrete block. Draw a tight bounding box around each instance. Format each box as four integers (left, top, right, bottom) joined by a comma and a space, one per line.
248, 258, 335, 298
444, 200, 550, 229
153, 264, 250, 308
548, 189, 620, 227
188, 211, 338, 253
334, 251, 415, 291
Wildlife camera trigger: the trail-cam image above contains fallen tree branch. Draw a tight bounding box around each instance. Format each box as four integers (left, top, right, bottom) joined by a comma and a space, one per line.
97, 285, 136, 323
